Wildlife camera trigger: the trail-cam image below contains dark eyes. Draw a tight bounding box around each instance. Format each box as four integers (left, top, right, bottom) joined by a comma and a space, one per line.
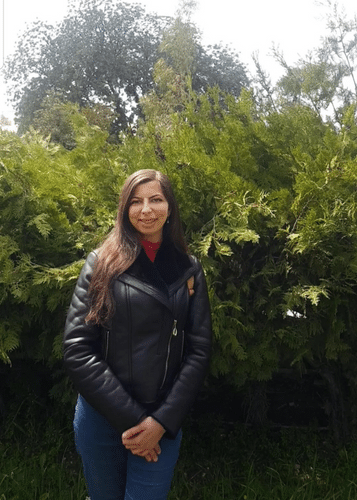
130, 198, 163, 205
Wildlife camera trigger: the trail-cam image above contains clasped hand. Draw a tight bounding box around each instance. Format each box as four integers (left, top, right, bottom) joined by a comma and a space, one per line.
122, 416, 165, 462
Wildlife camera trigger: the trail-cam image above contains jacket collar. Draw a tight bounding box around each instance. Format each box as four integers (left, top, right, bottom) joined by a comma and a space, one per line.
117, 239, 194, 309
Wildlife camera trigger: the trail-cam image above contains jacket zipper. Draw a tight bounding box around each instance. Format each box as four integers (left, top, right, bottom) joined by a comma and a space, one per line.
172, 319, 177, 336
160, 319, 177, 389
104, 330, 110, 361
125, 284, 133, 386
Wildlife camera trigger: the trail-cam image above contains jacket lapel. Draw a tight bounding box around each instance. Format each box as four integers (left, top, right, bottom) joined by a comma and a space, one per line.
117, 274, 172, 311
117, 241, 196, 312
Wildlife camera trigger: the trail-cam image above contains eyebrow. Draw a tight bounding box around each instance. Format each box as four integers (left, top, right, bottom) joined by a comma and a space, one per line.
131, 193, 163, 200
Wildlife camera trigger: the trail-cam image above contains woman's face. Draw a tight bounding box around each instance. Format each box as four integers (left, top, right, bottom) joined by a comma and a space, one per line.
128, 180, 170, 242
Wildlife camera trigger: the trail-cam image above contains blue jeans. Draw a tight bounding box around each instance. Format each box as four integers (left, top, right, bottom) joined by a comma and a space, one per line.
73, 395, 182, 500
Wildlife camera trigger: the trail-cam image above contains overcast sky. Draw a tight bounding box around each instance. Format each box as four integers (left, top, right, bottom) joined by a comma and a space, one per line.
1, 0, 357, 128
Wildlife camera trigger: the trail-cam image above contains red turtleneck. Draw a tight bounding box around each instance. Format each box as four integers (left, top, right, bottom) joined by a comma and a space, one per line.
141, 239, 161, 262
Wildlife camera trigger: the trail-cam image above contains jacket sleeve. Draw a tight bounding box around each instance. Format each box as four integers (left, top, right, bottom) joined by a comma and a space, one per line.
63, 251, 147, 434
151, 258, 212, 437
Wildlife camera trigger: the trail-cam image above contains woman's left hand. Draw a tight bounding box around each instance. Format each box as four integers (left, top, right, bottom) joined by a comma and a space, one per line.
122, 416, 165, 460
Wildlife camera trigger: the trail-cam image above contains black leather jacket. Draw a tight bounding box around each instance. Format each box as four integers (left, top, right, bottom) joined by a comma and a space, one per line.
63, 241, 212, 437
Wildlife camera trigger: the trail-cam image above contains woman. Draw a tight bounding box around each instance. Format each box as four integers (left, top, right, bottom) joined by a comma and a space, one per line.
63, 169, 212, 500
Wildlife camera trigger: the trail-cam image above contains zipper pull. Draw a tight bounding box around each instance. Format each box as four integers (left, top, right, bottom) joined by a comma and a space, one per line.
172, 319, 178, 336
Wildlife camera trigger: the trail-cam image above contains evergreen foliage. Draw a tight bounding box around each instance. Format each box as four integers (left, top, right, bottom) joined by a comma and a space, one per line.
0, 116, 120, 371
2, 86, 357, 417
2, 6, 357, 435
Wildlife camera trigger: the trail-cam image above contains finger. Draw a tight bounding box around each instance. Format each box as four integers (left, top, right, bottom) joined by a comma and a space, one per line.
145, 451, 158, 462
122, 427, 143, 442
141, 449, 154, 462
135, 451, 156, 462
125, 436, 161, 453
122, 435, 144, 448
123, 443, 139, 450
123, 428, 152, 447
123, 438, 141, 448
131, 449, 146, 456
123, 434, 147, 449
131, 447, 158, 462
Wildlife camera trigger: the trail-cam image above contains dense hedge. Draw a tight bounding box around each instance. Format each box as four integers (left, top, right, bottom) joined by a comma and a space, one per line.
2, 91, 357, 436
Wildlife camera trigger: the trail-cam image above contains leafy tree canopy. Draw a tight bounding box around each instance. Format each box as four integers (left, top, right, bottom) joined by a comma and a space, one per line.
4, 0, 249, 137
253, 2, 357, 125
0, 115, 11, 129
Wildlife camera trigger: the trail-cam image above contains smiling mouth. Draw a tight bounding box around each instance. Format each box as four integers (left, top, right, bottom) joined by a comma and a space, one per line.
140, 219, 156, 223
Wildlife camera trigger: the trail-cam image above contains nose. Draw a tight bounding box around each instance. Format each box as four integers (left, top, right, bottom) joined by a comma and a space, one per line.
141, 200, 152, 214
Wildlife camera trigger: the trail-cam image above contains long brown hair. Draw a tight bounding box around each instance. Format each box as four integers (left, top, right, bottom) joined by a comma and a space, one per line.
86, 169, 188, 325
